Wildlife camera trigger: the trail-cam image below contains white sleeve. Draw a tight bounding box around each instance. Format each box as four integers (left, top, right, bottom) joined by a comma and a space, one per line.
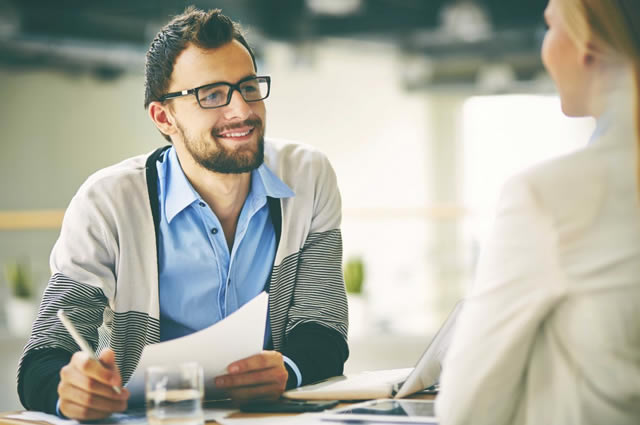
436, 175, 567, 425
49, 186, 118, 300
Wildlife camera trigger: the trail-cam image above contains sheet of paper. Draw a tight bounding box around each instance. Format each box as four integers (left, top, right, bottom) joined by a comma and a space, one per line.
7, 412, 77, 425
217, 412, 326, 425
7, 407, 236, 425
126, 291, 269, 405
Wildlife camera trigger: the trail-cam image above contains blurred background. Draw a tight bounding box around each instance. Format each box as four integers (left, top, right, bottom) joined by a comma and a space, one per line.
0, 0, 595, 409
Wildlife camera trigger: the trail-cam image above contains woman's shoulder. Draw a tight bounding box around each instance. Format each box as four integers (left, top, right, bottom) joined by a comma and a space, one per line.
502, 146, 611, 236
519, 146, 604, 190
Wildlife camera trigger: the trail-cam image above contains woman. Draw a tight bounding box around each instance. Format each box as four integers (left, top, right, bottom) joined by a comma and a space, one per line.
436, 0, 640, 424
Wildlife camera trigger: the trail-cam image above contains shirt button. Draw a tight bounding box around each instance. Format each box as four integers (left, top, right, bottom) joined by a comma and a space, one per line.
211, 227, 218, 235
199, 202, 205, 207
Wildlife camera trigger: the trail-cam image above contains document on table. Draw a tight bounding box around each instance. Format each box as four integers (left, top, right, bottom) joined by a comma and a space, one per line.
217, 413, 327, 425
6, 407, 236, 425
126, 291, 269, 405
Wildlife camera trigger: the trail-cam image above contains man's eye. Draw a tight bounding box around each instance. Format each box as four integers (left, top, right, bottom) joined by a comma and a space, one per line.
201, 89, 225, 103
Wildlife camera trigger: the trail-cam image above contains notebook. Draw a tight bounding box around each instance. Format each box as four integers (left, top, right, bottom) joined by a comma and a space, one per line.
283, 300, 463, 401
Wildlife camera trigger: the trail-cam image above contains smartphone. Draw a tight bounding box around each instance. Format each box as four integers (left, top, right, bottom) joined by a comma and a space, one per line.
239, 399, 339, 413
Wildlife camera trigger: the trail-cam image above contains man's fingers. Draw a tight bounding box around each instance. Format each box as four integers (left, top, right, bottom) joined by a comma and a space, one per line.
58, 399, 115, 421
58, 381, 128, 412
61, 362, 128, 400
216, 367, 287, 389
227, 351, 283, 374
99, 348, 123, 387
99, 348, 117, 366
70, 351, 121, 387
220, 351, 288, 402
58, 349, 129, 420
227, 383, 284, 401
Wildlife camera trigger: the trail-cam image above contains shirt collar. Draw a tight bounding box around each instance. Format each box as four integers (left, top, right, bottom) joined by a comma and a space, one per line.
163, 148, 294, 224
589, 68, 635, 146
164, 148, 200, 224
254, 163, 295, 199
588, 111, 612, 145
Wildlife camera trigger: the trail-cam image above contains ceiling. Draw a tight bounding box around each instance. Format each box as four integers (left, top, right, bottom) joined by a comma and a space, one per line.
0, 0, 548, 86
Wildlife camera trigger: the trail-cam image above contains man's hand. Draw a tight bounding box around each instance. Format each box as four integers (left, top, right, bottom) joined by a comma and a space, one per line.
215, 351, 288, 401
58, 348, 130, 420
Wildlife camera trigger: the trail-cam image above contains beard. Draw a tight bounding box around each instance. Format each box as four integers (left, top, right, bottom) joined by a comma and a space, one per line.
177, 117, 265, 174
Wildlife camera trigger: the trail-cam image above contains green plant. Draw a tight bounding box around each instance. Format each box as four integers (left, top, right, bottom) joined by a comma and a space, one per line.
344, 257, 365, 295
4, 261, 34, 300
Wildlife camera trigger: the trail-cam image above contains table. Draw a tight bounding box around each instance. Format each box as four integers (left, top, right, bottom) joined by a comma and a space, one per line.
0, 394, 436, 424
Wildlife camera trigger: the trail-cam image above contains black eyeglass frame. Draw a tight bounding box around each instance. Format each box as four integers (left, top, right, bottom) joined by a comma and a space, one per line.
158, 75, 271, 109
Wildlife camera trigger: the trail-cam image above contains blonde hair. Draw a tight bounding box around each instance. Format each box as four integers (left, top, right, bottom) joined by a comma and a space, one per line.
557, 0, 640, 190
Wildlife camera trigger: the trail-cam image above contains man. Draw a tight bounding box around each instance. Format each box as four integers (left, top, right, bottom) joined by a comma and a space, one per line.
17, 8, 348, 420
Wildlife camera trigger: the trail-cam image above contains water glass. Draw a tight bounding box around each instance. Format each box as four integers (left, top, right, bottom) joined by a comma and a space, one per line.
145, 362, 205, 425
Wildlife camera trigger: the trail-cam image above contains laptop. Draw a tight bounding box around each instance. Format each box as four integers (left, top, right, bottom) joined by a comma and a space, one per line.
283, 300, 463, 401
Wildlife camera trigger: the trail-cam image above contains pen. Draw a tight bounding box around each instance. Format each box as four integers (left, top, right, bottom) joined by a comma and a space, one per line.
56, 309, 122, 394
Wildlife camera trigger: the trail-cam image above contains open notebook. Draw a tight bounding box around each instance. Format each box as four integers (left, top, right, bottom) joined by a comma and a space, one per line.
283, 301, 463, 401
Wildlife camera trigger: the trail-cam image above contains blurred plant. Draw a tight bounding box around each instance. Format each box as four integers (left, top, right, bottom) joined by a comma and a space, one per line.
344, 257, 365, 295
3, 260, 34, 300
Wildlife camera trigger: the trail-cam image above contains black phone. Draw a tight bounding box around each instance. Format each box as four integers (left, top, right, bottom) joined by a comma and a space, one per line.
239, 399, 339, 413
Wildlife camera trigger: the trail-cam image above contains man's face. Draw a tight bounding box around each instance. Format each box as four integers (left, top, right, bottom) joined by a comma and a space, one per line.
167, 40, 266, 173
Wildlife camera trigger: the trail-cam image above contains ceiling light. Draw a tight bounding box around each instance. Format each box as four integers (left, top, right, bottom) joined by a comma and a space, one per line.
305, 0, 362, 16
440, 0, 492, 42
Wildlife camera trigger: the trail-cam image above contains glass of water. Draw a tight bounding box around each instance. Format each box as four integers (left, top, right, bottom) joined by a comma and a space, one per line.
145, 362, 204, 425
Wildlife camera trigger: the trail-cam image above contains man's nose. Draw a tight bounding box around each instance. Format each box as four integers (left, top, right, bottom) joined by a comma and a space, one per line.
222, 89, 251, 119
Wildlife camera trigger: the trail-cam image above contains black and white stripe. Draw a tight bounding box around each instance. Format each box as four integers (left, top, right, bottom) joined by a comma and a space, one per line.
22, 273, 107, 356
19, 273, 160, 384
270, 229, 348, 350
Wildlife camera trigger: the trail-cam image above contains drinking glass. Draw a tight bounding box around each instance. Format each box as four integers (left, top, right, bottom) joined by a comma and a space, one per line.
145, 362, 205, 425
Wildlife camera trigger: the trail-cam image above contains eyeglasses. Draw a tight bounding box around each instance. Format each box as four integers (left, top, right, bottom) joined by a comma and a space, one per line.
158, 75, 271, 109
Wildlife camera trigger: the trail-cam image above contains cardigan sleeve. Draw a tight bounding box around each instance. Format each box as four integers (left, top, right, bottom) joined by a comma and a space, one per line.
435, 175, 567, 425
281, 152, 349, 384
18, 348, 72, 414
17, 185, 115, 411
281, 323, 349, 387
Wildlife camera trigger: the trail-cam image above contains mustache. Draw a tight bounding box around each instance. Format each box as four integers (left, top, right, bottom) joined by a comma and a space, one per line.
212, 117, 263, 135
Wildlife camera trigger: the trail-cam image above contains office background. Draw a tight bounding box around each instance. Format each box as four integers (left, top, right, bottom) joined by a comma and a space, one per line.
0, 0, 594, 409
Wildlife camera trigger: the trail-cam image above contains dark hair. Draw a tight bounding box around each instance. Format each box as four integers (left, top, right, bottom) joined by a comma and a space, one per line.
144, 7, 257, 114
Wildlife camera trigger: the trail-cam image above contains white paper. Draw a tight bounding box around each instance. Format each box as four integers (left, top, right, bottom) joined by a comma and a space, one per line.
7, 412, 78, 425
217, 412, 326, 425
126, 291, 269, 404
8, 408, 236, 425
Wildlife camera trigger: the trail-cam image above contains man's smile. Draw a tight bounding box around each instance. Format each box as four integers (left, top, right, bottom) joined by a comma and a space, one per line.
215, 123, 258, 141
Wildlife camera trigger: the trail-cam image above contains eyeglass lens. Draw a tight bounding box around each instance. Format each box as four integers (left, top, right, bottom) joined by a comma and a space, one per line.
198, 78, 268, 108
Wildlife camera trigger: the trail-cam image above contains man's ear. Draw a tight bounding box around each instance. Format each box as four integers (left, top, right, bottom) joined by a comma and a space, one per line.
148, 101, 177, 138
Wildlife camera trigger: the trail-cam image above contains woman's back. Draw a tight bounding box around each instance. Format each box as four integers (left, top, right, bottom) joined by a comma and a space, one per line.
521, 119, 640, 423
437, 114, 640, 424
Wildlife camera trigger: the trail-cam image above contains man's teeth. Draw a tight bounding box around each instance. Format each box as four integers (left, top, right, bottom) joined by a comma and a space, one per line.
221, 130, 251, 137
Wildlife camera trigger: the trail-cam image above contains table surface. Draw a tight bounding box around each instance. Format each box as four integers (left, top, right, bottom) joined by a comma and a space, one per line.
0, 394, 436, 424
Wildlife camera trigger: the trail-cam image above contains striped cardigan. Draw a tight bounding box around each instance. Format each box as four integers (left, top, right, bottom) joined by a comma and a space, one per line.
17, 139, 349, 413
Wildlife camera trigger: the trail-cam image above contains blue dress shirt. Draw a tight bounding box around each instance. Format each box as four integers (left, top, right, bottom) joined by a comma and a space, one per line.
156, 147, 301, 384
